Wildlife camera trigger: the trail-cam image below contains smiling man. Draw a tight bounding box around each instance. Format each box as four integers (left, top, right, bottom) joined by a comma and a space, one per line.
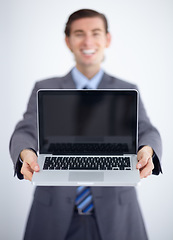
10, 9, 162, 240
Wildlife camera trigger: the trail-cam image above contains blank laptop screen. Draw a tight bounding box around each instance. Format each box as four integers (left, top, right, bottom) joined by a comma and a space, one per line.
38, 90, 138, 155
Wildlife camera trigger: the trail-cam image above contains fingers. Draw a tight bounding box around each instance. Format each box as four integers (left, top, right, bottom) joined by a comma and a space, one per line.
137, 146, 154, 179
22, 161, 34, 181
20, 149, 39, 181
138, 157, 154, 179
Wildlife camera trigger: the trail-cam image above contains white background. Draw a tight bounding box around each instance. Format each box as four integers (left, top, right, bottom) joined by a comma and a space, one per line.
1, 0, 173, 239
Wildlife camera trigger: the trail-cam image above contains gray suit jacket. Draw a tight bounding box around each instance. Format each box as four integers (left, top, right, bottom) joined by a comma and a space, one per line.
10, 71, 162, 240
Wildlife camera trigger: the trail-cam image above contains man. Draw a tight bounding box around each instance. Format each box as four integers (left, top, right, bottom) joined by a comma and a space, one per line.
10, 9, 162, 240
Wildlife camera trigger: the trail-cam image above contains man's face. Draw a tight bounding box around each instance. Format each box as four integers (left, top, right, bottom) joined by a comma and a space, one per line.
65, 17, 111, 72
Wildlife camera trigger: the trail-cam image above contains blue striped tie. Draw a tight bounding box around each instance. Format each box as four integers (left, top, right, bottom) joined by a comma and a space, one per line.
75, 86, 94, 214
75, 186, 94, 214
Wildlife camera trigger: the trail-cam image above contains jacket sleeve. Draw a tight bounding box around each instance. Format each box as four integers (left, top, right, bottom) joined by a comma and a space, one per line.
9, 82, 39, 179
137, 86, 162, 175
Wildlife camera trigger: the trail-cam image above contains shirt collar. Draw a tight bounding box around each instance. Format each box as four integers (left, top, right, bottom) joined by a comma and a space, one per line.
71, 67, 104, 89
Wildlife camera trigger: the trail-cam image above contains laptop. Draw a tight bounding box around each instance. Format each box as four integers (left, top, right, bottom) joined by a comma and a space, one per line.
32, 89, 140, 186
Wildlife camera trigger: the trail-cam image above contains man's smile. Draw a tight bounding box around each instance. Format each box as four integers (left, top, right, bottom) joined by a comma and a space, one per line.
81, 49, 96, 56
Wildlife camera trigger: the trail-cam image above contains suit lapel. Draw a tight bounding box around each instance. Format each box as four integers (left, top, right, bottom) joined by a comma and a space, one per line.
60, 71, 76, 89
98, 73, 115, 89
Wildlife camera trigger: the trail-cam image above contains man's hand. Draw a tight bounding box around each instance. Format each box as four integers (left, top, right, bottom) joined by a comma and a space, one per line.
20, 149, 39, 181
137, 146, 154, 179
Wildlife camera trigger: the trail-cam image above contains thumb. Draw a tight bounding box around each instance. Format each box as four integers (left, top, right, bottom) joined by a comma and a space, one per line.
30, 160, 39, 172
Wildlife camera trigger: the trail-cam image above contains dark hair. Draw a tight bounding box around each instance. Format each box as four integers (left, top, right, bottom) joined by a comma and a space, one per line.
64, 9, 109, 36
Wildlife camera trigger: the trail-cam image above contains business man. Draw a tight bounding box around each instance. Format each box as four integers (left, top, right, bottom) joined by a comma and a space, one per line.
10, 9, 162, 240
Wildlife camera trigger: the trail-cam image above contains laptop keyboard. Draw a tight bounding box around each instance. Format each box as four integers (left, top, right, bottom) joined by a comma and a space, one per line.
43, 156, 132, 170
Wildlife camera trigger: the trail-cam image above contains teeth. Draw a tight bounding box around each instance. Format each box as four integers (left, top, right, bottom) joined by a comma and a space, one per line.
82, 49, 95, 55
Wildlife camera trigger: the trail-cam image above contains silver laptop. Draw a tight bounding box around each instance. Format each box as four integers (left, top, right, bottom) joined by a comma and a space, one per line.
32, 89, 140, 186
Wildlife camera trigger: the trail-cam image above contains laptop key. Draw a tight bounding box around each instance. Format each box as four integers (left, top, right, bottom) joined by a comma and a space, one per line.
119, 166, 125, 170
69, 167, 98, 170
49, 166, 55, 170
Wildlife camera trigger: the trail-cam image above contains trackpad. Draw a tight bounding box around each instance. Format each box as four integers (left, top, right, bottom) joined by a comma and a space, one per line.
69, 172, 104, 182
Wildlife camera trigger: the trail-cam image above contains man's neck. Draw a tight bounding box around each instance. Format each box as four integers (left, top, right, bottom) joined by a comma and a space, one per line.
76, 65, 101, 79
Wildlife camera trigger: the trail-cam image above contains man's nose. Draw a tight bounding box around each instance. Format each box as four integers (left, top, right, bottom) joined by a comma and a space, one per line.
83, 35, 94, 46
